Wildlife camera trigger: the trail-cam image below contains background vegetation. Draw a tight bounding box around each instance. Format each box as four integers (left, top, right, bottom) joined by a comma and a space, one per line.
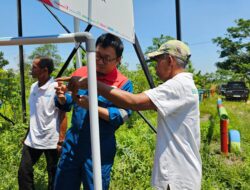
0, 19, 249, 190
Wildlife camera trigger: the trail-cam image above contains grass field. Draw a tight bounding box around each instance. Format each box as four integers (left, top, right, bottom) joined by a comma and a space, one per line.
199, 95, 250, 190
0, 95, 250, 189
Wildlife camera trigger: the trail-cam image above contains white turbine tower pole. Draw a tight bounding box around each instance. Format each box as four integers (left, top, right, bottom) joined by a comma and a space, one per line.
74, 17, 82, 68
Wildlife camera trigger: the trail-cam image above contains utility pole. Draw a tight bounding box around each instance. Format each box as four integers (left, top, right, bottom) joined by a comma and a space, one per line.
175, 0, 182, 40
17, 0, 27, 123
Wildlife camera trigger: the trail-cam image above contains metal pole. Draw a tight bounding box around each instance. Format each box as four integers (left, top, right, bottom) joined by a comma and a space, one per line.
55, 22, 92, 77
43, 4, 70, 33
0, 32, 102, 189
137, 111, 157, 133
43, 3, 91, 52
133, 34, 155, 89
74, 18, 82, 68
87, 49, 103, 190
0, 112, 15, 125
43, 3, 92, 75
133, 34, 157, 133
0, 33, 88, 45
175, 0, 182, 40
56, 45, 80, 78
17, 0, 27, 123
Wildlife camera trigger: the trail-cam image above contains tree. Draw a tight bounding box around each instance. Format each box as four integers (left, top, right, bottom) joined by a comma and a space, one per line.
28, 44, 62, 68
213, 19, 250, 82
0, 68, 23, 122
194, 71, 218, 89
0, 51, 9, 69
144, 34, 196, 85
145, 34, 174, 54
72, 49, 87, 68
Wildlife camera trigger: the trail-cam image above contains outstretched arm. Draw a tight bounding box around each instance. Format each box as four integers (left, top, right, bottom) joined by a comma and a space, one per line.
97, 81, 156, 111
56, 76, 157, 111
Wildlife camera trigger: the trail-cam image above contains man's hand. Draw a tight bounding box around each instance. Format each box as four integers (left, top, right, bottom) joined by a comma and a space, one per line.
55, 81, 67, 105
75, 95, 89, 109
78, 77, 88, 89
56, 76, 88, 91
56, 76, 89, 104
56, 76, 81, 102
57, 141, 64, 155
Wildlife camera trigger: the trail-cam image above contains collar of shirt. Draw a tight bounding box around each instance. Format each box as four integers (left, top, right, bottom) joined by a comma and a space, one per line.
39, 77, 54, 90
97, 67, 118, 86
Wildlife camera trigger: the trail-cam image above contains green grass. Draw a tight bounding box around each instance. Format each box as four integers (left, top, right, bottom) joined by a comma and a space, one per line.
0, 96, 250, 189
199, 96, 250, 190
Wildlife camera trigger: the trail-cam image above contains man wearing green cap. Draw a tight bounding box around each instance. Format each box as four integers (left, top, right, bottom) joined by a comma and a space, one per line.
58, 40, 202, 190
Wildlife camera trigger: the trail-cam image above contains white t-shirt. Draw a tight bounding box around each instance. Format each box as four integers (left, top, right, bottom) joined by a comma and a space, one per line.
145, 72, 202, 190
25, 78, 60, 149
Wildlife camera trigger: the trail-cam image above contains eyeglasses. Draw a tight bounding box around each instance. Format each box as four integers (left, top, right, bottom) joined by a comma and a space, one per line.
96, 54, 117, 64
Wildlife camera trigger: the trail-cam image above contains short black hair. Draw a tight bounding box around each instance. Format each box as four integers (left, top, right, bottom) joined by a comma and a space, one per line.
35, 56, 54, 74
96, 33, 124, 57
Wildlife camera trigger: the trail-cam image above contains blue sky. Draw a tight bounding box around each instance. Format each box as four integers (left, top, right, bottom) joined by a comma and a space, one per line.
0, 0, 249, 73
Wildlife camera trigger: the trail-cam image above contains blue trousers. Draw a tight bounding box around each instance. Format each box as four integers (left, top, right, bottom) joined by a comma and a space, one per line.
54, 157, 112, 190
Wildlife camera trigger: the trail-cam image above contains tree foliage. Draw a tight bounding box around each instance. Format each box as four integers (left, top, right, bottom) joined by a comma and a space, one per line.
213, 19, 250, 81
28, 44, 62, 68
144, 34, 196, 86
72, 49, 87, 68
27, 43, 76, 77
0, 51, 9, 69
145, 34, 174, 54
0, 69, 24, 123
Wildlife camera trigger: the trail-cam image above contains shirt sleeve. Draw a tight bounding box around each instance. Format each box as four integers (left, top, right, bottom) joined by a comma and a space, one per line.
54, 92, 73, 112
144, 80, 185, 117
107, 80, 133, 128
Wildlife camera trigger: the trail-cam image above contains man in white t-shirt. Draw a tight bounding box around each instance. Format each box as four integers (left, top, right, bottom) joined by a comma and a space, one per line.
60, 40, 202, 190
18, 57, 67, 190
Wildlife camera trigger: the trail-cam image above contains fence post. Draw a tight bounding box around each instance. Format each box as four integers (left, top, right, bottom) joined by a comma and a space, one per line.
220, 119, 229, 155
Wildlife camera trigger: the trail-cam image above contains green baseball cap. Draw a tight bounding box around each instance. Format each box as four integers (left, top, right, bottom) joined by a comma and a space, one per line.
147, 40, 191, 62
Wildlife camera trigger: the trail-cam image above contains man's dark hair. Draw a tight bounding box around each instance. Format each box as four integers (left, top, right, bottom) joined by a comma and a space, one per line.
35, 56, 54, 74
96, 33, 124, 57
